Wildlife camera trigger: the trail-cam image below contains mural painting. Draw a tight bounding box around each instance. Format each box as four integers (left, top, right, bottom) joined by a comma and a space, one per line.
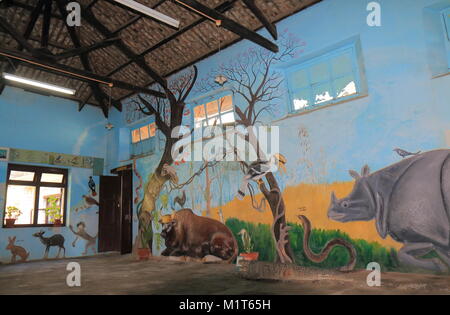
129, 33, 362, 273
69, 222, 97, 256
329, 149, 450, 273
6, 236, 29, 263
123, 23, 450, 282
32, 231, 65, 260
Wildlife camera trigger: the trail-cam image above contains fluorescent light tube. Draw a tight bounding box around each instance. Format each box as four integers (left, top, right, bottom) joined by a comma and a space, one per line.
114, 0, 180, 28
2, 73, 76, 95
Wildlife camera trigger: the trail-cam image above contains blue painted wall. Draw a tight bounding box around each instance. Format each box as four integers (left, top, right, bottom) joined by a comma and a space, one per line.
0, 86, 108, 263
1, 0, 450, 263
113, 0, 450, 255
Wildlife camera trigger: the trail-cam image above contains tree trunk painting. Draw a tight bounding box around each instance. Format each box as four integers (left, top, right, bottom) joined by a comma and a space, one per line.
197, 32, 302, 263
133, 66, 198, 256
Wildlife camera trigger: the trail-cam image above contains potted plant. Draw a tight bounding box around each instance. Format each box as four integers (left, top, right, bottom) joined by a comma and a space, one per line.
45, 196, 62, 226
5, 206, 22, 227
238, 229, 259, 261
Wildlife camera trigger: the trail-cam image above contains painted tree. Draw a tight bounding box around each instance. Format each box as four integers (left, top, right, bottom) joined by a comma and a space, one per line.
133, 66, 198, 254
197, 33, 303, 263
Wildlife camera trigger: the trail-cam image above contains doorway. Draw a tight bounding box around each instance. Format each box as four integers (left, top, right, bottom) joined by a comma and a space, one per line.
98, 165, 133, 254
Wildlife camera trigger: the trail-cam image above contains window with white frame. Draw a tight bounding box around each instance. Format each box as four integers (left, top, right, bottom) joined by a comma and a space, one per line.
192, 94, 235, 128
130, 121, 157, 157
286, 43, 363, 112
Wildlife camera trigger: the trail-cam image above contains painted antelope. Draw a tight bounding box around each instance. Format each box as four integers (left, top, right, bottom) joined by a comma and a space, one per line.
32, 230, 65, 259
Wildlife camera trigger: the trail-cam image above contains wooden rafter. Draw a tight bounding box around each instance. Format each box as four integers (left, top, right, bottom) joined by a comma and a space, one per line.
41, 0, 52, 48
56, 0, 113, 116
0, 47, 166, 99
0, 16, 40, 55
174, 0, 279, 53
53, 37, 120, 61
78, 1, 168, 105
0, 0, 321, 106
242, 0, 277, 40
83, 0, 237, 104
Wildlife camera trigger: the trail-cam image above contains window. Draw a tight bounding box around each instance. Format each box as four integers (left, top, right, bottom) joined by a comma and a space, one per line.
193, 94, 235, 128
131, 122, 157, 157
3, 164, 68, 227
286, 43, 363, 113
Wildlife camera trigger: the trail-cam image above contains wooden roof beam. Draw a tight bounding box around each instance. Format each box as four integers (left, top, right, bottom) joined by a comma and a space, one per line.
41, 0, 52, 48
79, 1, 168, 90
173, 0, 278, 53
0, 47, 166, 98
53, 37, 121, 60
56, 0, 112, 116
242, 0, 277, 40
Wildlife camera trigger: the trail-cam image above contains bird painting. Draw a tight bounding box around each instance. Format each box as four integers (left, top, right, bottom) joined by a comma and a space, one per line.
393, 148, 421, 158
173, 190, 186, 209
237, 153, 287, 200
88, 176, 96, 196
74, 193, 100, 213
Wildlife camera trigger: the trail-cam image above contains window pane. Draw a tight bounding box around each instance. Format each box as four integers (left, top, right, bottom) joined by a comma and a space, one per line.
334, 74, 357, 98
313, 82, 334, 104
309, 62, 330, 84
292, 89, 312, 110
41, 173, 64, 183
37, 187, 64, 225
220, 95, 233, 113
194, 105, 206, 122
221, 112, 235, 124
149, 122, 156, 137
291, 69, 309, 88
9, 170, 34, 181
208, 116, 220, 126
5, 185, 36, 225
206, 100, 219, 117
140, 125, 150, 141
132, 143, 142, 157
132, 129, 141, 143
331, 52, 353, 77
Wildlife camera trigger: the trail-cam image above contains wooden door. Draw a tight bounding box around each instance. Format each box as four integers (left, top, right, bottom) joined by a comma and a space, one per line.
98, 176, 121, 252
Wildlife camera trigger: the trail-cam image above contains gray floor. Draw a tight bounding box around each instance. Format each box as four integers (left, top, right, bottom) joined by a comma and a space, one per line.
1, 254, 449, 295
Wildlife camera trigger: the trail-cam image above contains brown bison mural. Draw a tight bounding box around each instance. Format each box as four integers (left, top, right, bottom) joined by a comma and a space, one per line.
159, 209, 238, 263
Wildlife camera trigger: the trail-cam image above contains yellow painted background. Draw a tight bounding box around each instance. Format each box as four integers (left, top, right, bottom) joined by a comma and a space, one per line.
209, 181, 402, 250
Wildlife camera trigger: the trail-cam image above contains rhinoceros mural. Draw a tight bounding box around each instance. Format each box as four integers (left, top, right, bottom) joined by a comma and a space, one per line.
328, 149, 450, 272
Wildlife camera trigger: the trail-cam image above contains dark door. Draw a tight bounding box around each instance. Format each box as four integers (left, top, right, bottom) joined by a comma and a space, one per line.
98, 176, 121, 252
119, 169, 133, 254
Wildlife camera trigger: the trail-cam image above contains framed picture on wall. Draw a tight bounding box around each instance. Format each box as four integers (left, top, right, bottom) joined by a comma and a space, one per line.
0, 147, 10, 161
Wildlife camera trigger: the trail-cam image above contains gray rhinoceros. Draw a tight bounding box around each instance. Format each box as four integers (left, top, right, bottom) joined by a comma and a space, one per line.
328, 149, 450, 272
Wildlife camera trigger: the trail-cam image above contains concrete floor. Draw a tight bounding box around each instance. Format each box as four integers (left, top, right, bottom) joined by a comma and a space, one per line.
0, 254, 449, 295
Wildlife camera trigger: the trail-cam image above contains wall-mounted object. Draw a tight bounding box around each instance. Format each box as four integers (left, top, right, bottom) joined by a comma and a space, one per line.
8, 148, 104, 175
214, 74, 228, 86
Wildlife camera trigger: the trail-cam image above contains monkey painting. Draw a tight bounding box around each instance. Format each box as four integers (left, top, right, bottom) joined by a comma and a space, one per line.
69, 222, 97, 255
